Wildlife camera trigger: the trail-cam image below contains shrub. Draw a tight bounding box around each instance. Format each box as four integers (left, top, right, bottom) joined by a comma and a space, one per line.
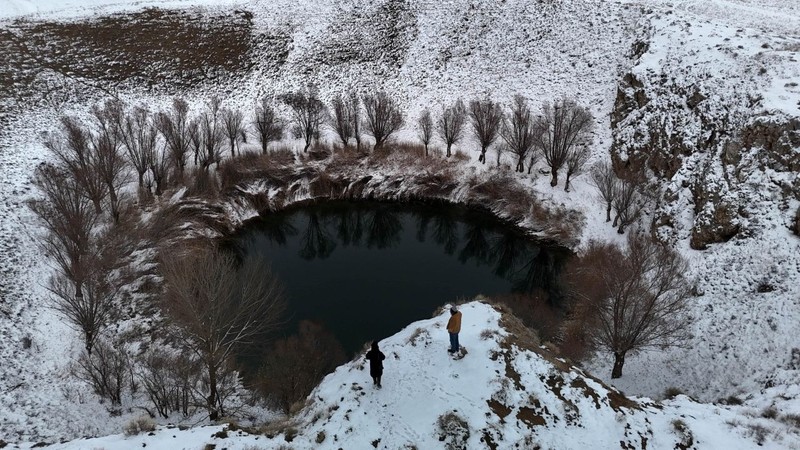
761, 406, 778, 419
315, 431, 326, 443
254, 321, 346, 413
725, 395, 744, 405
76, 341, 130, 406
437, 411, 470, 450
479, 329, 498, 340
663, 387, 684, 400
284, 427, 298, 442
123, 416, 156, 436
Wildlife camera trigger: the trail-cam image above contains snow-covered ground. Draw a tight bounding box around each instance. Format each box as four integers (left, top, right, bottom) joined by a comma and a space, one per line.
0, 0, 798, 446
38, 302, 800, 449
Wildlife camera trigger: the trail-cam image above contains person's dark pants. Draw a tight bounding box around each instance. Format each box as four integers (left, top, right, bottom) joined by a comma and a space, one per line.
449, 332, 460, 352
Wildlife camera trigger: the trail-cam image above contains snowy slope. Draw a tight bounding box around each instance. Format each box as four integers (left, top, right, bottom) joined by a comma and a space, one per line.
41, 302, 800, 449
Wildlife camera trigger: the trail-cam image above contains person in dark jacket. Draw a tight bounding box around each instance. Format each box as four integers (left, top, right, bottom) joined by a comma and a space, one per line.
365, 340, 386, 388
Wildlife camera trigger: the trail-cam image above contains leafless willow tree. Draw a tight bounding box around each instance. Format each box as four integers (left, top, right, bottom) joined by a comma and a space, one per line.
469, 98, 503, 164
156, 98, 192, 178
92, 103, 129, 223
222, 108, 246, 158
46, 117, 108, 214
534, 98, 594, 187
363, 91, 404, 151
501, 95, 537, 173
437, 100, 467, 158
160, 245, 286, 420
564, 145, 591, 192
252, 97, 283, 155
28, 163, 99, 296
150, 144, 170, 196
563, 233, 691, 378
280, 89, 326, 153
349, 90, 362, 151
48, 272, 116, 355
612, 179, 644, 234
329, 94, 355, 148
115, 106, 157, 192
189, 98, 225, 171
590, 162, 618, 222
417, 109, 434, 157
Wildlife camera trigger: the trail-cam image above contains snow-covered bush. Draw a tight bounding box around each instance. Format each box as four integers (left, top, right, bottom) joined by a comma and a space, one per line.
122, 416, 156, 436
437, 411, 470, 450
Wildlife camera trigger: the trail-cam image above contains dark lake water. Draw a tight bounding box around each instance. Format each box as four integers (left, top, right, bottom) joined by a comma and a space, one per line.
228, 201, 568, 357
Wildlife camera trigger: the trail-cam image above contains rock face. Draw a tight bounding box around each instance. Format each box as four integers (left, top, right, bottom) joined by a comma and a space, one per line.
610, 12, 800, 248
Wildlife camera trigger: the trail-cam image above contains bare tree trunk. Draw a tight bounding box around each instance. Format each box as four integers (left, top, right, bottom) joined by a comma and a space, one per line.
564, 173, 572, 192
612, 351, 626, 379
516, 157, 524, 173
207, 362, 218, 420
446, 143, 452, 157
606, 202, 612, 222
550, 170, 559, 187
424, 144, 428, 157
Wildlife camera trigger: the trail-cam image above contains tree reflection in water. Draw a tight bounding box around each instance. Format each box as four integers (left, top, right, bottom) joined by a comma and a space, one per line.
231, 201, 570, 357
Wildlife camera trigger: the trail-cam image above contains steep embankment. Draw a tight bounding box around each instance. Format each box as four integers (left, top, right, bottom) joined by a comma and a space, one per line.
601, 0, 800, 413
49, 302, 798, 449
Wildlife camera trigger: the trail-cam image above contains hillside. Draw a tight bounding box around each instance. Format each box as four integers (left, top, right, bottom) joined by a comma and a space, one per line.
41, 301, 800, 449
0, 0, 798, 447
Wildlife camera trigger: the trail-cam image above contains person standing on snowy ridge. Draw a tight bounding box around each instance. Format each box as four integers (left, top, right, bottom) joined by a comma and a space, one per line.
447, 306, 462, 353
365, 340, 385, 388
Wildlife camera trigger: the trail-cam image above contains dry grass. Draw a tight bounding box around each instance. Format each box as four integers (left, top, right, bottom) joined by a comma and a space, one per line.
1, 8, 287, 98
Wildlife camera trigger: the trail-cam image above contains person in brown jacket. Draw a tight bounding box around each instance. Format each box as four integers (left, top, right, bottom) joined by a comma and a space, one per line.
446, 307, 462, 353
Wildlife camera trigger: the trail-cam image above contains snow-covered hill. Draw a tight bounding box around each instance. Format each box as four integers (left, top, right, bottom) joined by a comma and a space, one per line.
0, 0, 799, 447
42, 301, 800, 449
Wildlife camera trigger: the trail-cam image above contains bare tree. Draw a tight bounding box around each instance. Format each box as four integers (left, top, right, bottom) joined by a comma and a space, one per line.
150, 144, 170, 196
280, 89, 326, 153
222, 108, 246, 158
417, 109, 434, 157
469, 98, 503, 164
563, 233, 691, 378
362, 91, 404, 151
330, 94, 354, 148
612, 179, 644, 234
590, 162, 618, 222
92, 103, 129, 223
527, 149, 540, 175
46, 117, 108, 213
156, 98, 192, 177
500, 95, 537, 173
534, 98, 594, 187
252, 97, 283, 155
28, 164, 99, 295
48, 272, 115, 355
564, 145, 591, 192
76, 340, 130, 405
349, 90, 362, 151
138, 352, 200, 419
254, 320, 346, 413
437, 100, 467, 158
161, 245, 285, 420
494, 143, 506, 168
192, 98, 225, 171
116, 106, 157, 192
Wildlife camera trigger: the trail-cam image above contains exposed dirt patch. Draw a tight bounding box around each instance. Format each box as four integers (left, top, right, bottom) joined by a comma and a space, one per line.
0, 8, 289, 108
516, 406, 546, 427
570, 377, 602, 410
487, 399, 512, 421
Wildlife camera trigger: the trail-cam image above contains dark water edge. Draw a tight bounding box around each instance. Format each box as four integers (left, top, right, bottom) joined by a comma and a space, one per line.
223, 199, 572, 367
